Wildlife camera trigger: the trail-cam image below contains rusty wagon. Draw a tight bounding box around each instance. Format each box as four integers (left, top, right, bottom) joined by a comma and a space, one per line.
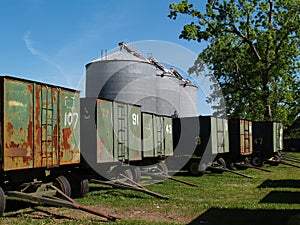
0, 76, 101, 217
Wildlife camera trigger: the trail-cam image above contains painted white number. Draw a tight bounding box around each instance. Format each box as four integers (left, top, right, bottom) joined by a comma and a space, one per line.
132, 113, 139, 126
64, 112, 79, 128
166, 124, 172, 134
254, 137, 263, 145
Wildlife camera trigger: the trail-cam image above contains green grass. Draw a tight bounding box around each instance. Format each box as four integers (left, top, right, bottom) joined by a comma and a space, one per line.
2, 153, 300, 224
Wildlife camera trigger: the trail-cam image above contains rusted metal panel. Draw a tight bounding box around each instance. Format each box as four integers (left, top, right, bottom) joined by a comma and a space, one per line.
1, 76, 80, 171
59, 89, 80, 165
3, 78, 34, 170
96, 99, 114, 163
228, 119, 253, 156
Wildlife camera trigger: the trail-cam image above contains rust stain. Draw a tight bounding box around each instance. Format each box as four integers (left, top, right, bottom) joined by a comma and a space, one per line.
52, 90, 57, 103
53, 124, 58, 149
27, 121, 33, 149
6, 147, 27, 157
6, 122, 14, 135
62, 128, 71, 150
28, 84, 33, 95
99, 138, 104, 160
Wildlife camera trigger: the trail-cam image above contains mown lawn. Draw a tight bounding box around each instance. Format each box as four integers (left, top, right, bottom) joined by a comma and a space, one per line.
2, 153, 300, 225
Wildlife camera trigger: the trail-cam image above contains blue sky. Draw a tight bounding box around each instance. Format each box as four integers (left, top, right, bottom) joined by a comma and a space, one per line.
0, 0, 214, 115
0, 0, 208, 88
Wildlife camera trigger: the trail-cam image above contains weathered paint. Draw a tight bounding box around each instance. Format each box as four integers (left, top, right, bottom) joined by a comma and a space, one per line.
59, 90, 80, 165
210, 117, 229, 155
96, 99, 114, 163
142, 113, 155, 158
1, 76, 80, 171
228, 119, 253, 156
112, 101, 142, 162
163, 116, 173, 157
127, 104, 142, 161
142, 113, 173, 158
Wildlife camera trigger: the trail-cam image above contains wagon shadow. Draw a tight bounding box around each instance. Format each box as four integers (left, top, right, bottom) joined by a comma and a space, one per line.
257, 179, 300, 188
4, 199, 108, 222
4, 199, 71, 220
88, 186, 152, 199
259, 191, 300, 204
188, 208, 300, 225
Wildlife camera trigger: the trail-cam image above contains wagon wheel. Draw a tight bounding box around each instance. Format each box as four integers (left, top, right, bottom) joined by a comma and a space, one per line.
131, 167, 141, 183
157, 162, 168, 175
0, 187, 6, 216
216, 158, 226, 168
251, 156, 263, 167
269, 154, 280, 166
53, 175, 71, 197
111, 166, 134, 183
68, 174, 89, 198
121, 168, 134, 183
188, 161, 204, 176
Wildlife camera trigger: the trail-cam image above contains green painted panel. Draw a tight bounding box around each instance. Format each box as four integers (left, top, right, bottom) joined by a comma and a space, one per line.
3, 78, 34, 170
97, 99, 114, 162
163, 116, 173, 156
274, 122, 283, 152
59, 89, 80, 165
211, 117, 229, 154
113, 102, 128, 161
154, 115, 164, 157
127, 104, 142, 161
142, 113, 155, 157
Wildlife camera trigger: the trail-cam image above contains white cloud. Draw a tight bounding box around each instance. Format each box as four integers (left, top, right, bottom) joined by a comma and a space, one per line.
23, 31, 73, 87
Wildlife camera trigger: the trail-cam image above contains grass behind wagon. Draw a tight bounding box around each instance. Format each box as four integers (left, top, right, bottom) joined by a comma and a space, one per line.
2, 153, 300, 225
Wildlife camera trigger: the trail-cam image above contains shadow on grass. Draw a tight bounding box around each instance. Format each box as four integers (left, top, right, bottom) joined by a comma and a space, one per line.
88, 185, 154, 200
258, 179, 300, 188
4, 199, 108, 222
4, 199, 71, 220
259, 191, 300, 204
188, 208, 300, 225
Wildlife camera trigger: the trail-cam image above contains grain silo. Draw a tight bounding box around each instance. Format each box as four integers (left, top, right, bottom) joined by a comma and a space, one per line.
85, 42, 199, 116
85, 48, 157, 113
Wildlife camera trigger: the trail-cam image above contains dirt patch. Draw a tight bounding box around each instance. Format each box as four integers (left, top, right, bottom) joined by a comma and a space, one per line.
3, 204, 191, 224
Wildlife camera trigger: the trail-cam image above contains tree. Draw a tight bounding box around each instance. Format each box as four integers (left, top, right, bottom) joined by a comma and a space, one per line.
169, 0, 300, 137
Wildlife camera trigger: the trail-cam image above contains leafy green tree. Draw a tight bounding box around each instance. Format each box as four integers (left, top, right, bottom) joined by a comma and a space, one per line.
169, 0, 300, 137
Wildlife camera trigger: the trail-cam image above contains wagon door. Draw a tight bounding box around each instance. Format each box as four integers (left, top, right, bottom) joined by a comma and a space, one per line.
3, 79, 35, 170
59, 90, 80, 165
